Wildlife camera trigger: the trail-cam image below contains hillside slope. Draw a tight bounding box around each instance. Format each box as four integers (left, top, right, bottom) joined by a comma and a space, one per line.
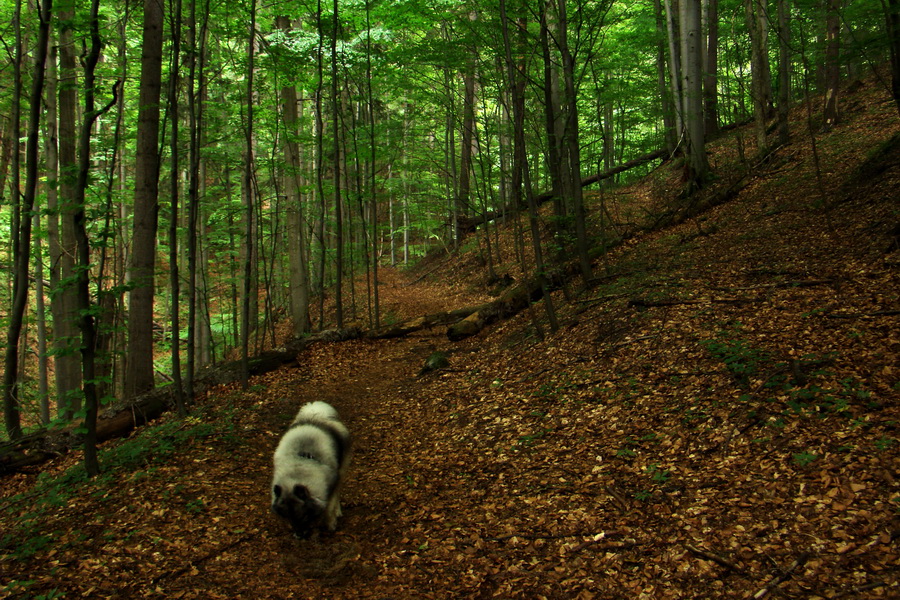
2, 78, 899, 599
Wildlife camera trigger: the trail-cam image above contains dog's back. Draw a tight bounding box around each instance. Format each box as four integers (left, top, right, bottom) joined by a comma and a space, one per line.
290, 401, 350, 470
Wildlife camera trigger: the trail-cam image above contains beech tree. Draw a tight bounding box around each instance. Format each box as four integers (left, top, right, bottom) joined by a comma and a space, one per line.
0, 0, 881, 440
125, 0, 164, 399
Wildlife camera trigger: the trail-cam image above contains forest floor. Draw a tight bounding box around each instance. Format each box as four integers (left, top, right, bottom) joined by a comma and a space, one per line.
3, 78, 900, 599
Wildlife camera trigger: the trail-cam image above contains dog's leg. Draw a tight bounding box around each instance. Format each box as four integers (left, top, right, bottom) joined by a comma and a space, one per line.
325, 492, 340, 531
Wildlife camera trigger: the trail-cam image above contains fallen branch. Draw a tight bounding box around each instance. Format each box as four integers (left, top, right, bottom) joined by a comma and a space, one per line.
686, 543, 749, 575
711, 279, 834, 292
749, 552, 810, 599
628, 296, 757, 308
368, 306, 483, 339
456, 148, 668, 235
0, 328, 362, 475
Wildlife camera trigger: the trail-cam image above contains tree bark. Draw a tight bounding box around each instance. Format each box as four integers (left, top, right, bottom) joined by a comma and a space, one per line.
776, 0, 791, 145
654, 0, 678, 152
167, 0, 186, 417
73, 0, 119, 476
3, 0, 52, 440
823, 0, 842, 129
278, 15, 312, 337
331, 0, 344, 328
126, 0, 165, 399
703, 0, 719, 135
555, 0, 592, 282
240, 0, 257, 388
53, 0, 84, 418
746, 0, 773, 151
679, 0, 709, 186
885, 0, 900, 116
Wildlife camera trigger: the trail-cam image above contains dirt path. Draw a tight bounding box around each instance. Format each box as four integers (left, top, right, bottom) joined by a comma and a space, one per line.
184, 333, 444, 598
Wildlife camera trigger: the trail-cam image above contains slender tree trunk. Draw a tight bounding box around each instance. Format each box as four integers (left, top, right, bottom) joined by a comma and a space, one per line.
74, 0, 119, 476
240, 0, 257, 388
314, 0, 327, 329
54, 0, 84, 418
555, 0, 592, 282
776, 0, 791, 145
499, 0, 559, 333
126, 0, 165, 399
167, 0, 186, 416
664, 0, 685, 137
365, 0, 379, 328
3, 0, 52, 440
331, 0, 343, 328
654, 0, 678, 152
186, 0, 210, 389
278, 17, 311, 337
885, 0, 900, 116
457, 21, 477, 239
823, 0, 842, 129
703, 0, 719, 135
540, 1, 564, 217
32, 210, 49, 424
745, 0, 773, 152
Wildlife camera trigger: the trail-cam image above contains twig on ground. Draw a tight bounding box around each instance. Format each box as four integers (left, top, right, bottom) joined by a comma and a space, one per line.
749, 552, 810, 599
686, 543, 749, 576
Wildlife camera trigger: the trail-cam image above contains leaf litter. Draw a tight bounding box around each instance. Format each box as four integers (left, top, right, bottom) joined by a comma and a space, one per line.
2, 78, 900, 599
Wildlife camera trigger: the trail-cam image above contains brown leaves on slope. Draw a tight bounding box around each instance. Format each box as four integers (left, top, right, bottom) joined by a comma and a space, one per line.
2, 78, 900, 599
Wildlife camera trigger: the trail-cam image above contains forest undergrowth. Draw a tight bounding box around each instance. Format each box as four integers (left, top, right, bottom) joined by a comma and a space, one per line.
1, 79, 899, 599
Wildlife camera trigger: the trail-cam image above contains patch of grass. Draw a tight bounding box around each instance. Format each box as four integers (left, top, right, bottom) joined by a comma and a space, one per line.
792, 451, 819, 467
700, 323, 770, 386
874, 436, 895, 451
514, 429, 552, 450
646, 463, 671, 484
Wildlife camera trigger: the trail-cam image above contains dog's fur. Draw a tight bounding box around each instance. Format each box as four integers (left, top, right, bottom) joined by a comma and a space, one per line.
271, 401, 351, 537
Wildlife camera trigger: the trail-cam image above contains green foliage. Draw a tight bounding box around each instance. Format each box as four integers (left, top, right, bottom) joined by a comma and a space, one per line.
700, 322, 770, 386
646, 463, 671, 484
792, 451, 819, 467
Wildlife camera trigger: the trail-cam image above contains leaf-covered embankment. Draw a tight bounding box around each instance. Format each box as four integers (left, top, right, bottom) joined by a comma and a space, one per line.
2, 79, 899, 599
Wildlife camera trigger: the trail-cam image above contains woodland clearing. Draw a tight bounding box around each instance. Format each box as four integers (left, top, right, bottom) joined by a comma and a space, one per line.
2, 78, 899, 599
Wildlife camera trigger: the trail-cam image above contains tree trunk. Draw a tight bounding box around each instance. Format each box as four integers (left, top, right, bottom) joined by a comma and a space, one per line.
126, 0, 165, 399
703, 0, 719, 135
679, 0, 709, 186
3, 0, 52, 440
776, 0, 791, 145
746, 0, 772, 151
823, 0, 842, 129
331, 0, 344, 328
240, 0, 257, 388
167, 0, 186, 417
500, 0, 559, 333
54, 0, 84, 418
653, 0, 677, 152
885, 0, 900, 116
555, 0, 592, 282
457, 67, 476, 236
663, 0, 684, 136
73, 0, 118, 476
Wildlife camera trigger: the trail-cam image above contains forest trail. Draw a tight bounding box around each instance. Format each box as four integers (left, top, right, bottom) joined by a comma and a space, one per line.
2, 267, 506, 599
3, 78, 900, 598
